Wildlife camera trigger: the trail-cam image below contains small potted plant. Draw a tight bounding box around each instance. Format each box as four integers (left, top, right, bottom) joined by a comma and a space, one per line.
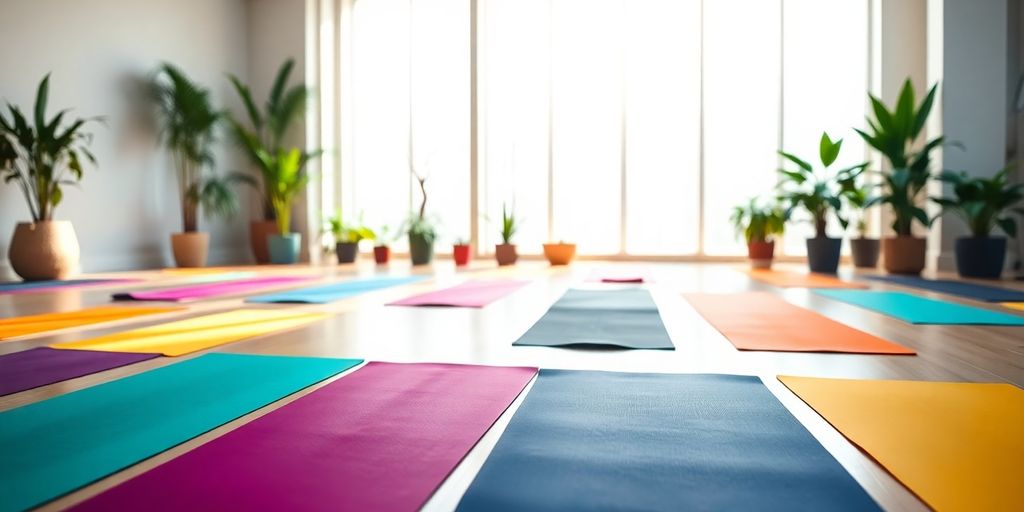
265, 148, 312, 264
1, 75, 100, 280
542, 241, 576, 266
374, 225, 392, 265
931, 166, 1024, 279
730, 198, 786, 269
843, 182, 880, 268
453, 238, 471, 266
407, 169, 436, 265
857, 79, 943, 274
777, 132, 866, 273
325, 211, 375, 264
495, 203, 518, 266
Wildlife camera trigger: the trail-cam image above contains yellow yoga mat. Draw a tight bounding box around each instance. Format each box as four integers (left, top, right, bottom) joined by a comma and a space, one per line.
0, 306, 181, 341
1002, 302, 1024, 312
779, 375, 1024, 512
52, 309, 327, 357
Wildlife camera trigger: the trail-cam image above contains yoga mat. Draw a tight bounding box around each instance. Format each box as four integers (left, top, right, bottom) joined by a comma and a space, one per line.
457, 370, 879, 511
816, 290, 1024, 325
0, 353, 361, 512
745, 269, 866, 289
0, 305, 181, 341
0, 348, 158, 397
388, 279, 527, 307
865, 274, 1024, 302
780, 375, 1024, 511
75, 362, 537, 512
113, 276, 311, 302
587, 267, 649, 283
0, 278, 137, 295
52, 309, 328, 356
1003, 302, 1024, 311
684, 292, 914, 354
246, 275, 425, 304
514, 288, 674, 350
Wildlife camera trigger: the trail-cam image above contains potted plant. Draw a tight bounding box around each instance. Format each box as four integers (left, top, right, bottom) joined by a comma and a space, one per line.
265, 148, 313, 264
325, 211, 375, 264
777, 132, 866, 273
495, 203, 518, 266
857, 79, 943, 274
374, 225, 392, 265
227, 59, 317, 264
453, 238, 471, 266
0, 75, 99, 280
542, 241, 576, 265
730, 198, 786, 269
931, 166, 1024, 278
842, 179, 880, 268
406, 169, 436, 265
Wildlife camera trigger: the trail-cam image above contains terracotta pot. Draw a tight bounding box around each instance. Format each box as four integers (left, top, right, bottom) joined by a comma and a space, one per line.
249, 220, 277, 264
453, 244, 471, 266
268, 233, 302, 264
955, 236, 1006, 279
171, 232, 210, 268
8, 221, 81, 281
374, 246, 391, 265
882, 236, 926, 274
409, 233, 434, 265
806, 237, 842, 274
542, 243, 576, 265
335, 242, 359, 264
746, 240, 774, 269
495, 243, 518, 266
850, 238, 880, 268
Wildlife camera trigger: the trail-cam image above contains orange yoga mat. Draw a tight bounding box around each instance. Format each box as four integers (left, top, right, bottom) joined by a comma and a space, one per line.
0, 306, 181, 341
780, 375, 1024, 511
745, 269, 867, 289
1002, 302, 1024, 312
684, 292, 914, 354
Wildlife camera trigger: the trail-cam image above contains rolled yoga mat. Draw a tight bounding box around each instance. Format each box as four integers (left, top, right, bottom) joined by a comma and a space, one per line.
0, 278, 138, 295
388, 279, 528, 307
514, 288, 674, 350
74, 362, 538, 512
0, 347, 158, 397
816, 290, 1024, 325
113, 276, 311, 302
0, 305, 181, 341
779, 375, 1024, 511
0, 353, 362, 512
457, 370, 879, 511
51, 309, 328, 356
246, 276, 425, 304
744, 269, 866, 289
864, 274, 1024, 302
684, 292, 914, 354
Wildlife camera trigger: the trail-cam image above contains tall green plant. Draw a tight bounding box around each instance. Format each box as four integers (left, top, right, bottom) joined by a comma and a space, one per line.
932, 166, 1024, 237
0, 75, 100, 222
777, 132, 866, 238
857, 79, 943, 236
500, 202, 518, 244
149, 63, 243, 233
406, 168, 437, 242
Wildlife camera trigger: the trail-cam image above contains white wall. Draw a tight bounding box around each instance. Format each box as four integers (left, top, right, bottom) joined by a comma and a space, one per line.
0, 0, 254, 278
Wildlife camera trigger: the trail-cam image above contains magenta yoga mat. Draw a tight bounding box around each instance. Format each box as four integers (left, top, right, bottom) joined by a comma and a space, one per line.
112, 276, 311, 302
387, 279, 529, 308
74, 362, 538, 512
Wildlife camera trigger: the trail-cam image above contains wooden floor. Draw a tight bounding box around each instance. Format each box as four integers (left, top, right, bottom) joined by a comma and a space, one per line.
2, 260, 1022, 511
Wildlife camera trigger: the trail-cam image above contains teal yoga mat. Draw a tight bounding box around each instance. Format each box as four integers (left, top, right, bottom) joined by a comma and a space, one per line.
246, 276, 425, 304
0, 353, 361, 511
816, 290, 1024, 325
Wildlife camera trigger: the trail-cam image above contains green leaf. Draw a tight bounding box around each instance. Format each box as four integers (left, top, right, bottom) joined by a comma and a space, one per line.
894, 79, 916, 136
778, 151, 812, 171
227, 74, 262, 129
778, 170, 807, 184
268, 59, 295, 113
34, 74, 51, 131
912, 83, 937, 138
819, 132, 842, 167
50, 185, 62, 207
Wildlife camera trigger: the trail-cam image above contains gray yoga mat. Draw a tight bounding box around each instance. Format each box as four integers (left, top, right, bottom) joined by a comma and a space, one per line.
513, 288, 674, 350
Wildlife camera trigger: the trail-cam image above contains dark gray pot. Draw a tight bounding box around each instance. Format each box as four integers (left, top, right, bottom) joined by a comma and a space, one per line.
335, 242, 358, 263
806, 237, 842, 273
408, 233, 434, 265
850, 238, 880, 268
955, 236, 1006, 279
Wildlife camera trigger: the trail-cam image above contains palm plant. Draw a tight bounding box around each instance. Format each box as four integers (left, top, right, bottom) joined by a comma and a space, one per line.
0, 75, 100, 221
148, 63, 243, 232
932, 166, 1024, 237
777, 132, 866, 238
730, 198, 786, 244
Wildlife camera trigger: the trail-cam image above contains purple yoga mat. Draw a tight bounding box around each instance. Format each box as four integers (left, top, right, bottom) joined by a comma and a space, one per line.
0, 347, 158, 396
112, 276, 311, 302
0, 279, 140, 295
74, 362, 538, 512
388, 279, 528, 307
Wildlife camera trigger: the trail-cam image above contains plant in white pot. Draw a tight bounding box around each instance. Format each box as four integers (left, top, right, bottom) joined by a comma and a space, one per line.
777, 132, 866, 273
148, 63, 244, 268
730, 198, 786, 269
0, 75, 100, 280
931, 166, 1024, 279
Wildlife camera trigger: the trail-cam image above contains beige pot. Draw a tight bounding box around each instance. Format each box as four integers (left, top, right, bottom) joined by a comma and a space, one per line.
495, 243, 518, 266
8, 221, 81, 281
249, 220, 277, 264
171, 232, 210, 268
542, 243, 576, 265
882, 236, 926, 274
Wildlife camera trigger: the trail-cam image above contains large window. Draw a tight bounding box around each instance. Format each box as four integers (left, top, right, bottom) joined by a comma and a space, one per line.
325, 0, 869, 257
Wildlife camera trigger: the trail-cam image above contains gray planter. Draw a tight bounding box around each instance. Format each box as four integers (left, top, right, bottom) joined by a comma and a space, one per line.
268, 233, 301, 264
955, 236, 1006, 279
408, 233, 434, 265
806, 237, 842, 273
850, 238, 880, 269
335, 242, 358, 263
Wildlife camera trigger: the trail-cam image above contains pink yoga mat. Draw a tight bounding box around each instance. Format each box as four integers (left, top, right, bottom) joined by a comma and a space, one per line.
74, 362, 537, 512
112, 276, 311, 302
388, 279, 528, 308
587, 267, 650, 283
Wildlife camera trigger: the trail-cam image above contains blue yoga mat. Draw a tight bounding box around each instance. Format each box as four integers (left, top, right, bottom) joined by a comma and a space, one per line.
245, 276, 425, 304
0, 353, 361, 511
817, 290, 1024, 325
457, 370, 880, 511
864, 275, 1024, 302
